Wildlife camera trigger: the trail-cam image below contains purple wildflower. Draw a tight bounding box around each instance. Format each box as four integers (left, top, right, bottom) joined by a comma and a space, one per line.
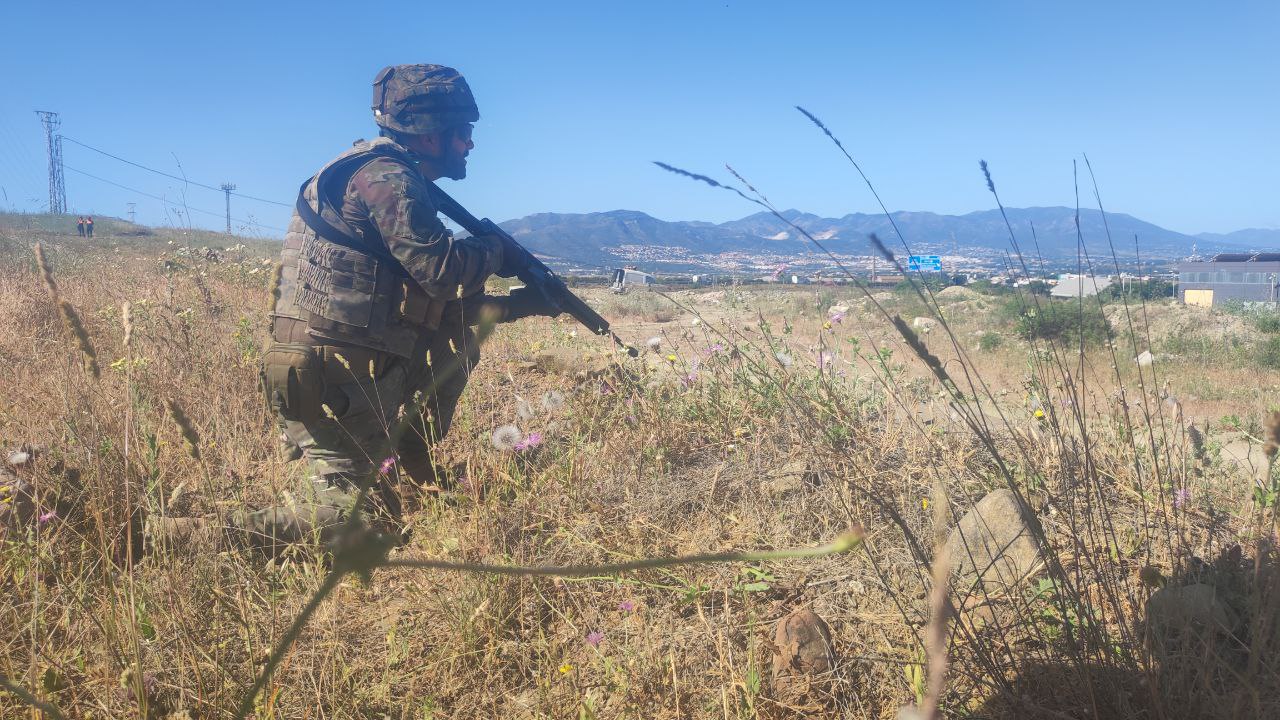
829, 312, 845, 323
585, 630, 604, 647
378, 455, 399, 475
37, 510, 57, 527
618, 599, 636, 612
1174, 487, 1191, 509
705, 343, 724, 356
514, 432, 543, 451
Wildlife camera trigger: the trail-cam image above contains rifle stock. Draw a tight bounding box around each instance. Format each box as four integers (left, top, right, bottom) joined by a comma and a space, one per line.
426, 184, 638, 356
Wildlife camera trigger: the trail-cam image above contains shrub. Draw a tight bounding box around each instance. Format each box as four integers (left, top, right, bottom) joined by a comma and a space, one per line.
1257, 335, 1280, 368
1007, 298, 1112, 345
978, 331, 1003, 351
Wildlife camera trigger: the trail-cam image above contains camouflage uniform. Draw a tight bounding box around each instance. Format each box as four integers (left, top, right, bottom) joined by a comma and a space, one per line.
234, 137, 496, 547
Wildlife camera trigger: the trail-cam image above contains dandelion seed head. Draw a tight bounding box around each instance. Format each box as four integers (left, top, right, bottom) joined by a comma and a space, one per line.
775, 351, 793, 368
491, 424, 522, 452
515, 399, 536, 421
541, 390, 565, 412
646, 336, 663, 352
7, 451, 31, 467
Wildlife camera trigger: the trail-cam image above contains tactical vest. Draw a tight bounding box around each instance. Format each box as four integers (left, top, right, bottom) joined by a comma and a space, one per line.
272, 138, 447, 358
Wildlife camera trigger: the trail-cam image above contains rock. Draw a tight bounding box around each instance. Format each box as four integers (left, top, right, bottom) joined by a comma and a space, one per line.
1145, 583, 1239, 655
1136, 350, 1155, 367
1219, 435, 1270, 482
0, 469, 36, 528
945, 489, 1041, 591
772, 609, 835, 700
144, 516, 219, 553
527, 348, 613, 379
911, 316, 937, 332
764, 459, 820, 498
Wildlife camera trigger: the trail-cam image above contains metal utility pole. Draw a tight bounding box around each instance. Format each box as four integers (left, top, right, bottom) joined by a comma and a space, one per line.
126, 202, 136, 224
220, 182, 236, 233
35, 111, 66, 214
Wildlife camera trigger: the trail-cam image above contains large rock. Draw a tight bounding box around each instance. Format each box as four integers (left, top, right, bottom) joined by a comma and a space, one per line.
1145, 583, 1239, 656
772, 609, 836, 701
945, 489, 1041, 591
525, 348, 614, 379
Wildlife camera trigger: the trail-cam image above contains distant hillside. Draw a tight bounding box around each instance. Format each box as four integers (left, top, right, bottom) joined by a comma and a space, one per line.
498, 206, 1270, 269
1195, 228, 1280, 248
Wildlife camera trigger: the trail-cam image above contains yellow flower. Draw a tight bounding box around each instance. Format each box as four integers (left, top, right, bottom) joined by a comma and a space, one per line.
1033, 408, 1045, 419
558, 663, 573, 674
665, 354, 677, 362
921, 498, 930, 510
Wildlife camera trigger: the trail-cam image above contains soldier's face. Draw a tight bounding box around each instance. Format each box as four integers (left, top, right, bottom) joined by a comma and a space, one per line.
409, 125, 474, 181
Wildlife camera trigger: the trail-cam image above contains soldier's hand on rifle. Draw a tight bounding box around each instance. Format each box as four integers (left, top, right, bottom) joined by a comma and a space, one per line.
493, 233, 527, 278
504, 286, 562, 321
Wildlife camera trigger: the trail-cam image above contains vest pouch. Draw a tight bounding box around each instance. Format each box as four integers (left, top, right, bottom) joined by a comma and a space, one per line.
401, 280, 447, 331
296, 235, 380, 329
262, 343, 324, 422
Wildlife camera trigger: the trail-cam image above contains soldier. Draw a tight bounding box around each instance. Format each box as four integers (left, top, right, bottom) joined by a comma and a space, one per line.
228, 64, 560, 550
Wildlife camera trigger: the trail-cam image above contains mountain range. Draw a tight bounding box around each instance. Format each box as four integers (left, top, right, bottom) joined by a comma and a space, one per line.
497, 206, 1280, 271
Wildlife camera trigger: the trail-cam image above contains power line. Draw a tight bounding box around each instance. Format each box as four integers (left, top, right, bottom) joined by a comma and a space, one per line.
65, 165, 287, 232
61, 135, 291, 207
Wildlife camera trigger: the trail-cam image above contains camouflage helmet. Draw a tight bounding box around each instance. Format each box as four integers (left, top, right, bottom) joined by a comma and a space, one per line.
371, 64, 479, 135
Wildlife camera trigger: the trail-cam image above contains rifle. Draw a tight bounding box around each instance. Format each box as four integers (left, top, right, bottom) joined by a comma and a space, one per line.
426, 183, 639, 357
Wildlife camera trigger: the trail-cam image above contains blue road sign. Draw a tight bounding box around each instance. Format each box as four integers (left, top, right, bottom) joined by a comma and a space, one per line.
908, 255, 942, 272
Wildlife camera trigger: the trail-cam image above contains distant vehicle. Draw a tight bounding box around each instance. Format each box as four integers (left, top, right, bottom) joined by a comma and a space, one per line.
610, 267, 656, 294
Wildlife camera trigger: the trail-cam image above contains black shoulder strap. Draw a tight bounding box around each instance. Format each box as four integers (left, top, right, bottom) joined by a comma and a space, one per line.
294, 147, 417, 278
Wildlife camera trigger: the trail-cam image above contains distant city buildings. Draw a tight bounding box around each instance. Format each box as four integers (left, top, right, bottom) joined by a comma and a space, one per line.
1176, 253, 1280, 307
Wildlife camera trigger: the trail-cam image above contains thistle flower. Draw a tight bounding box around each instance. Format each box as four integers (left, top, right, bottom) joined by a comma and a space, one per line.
514, 432, 543, 451
585, 630, 604, 647
491, 424, 522, 452
646, 336, 663, 353
829, 311, 845, 324
379, 455, 398, 475
37, 510, 57, 527
1173, 487, 1191, 509
618, 599, 636, 612
541, 390, 565, 412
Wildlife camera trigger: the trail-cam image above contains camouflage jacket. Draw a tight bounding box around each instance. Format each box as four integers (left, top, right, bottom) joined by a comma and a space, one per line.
273, 137, 504, 357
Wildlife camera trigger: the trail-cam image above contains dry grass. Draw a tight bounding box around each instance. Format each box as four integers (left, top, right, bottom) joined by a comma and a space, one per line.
3, 223, 1280, 718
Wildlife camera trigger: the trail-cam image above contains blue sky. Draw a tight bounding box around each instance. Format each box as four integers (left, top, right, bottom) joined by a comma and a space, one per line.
1, 0, 1276, 237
